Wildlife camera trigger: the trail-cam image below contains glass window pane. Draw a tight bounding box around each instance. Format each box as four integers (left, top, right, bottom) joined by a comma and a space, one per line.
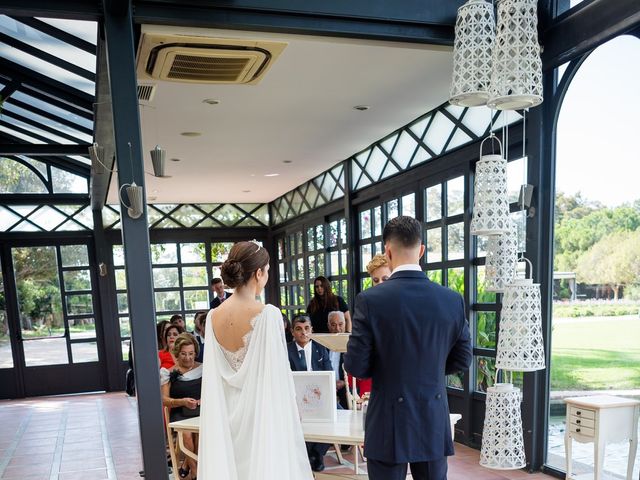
475, 312, 496, 349
119, 316, 130, 338
360, 210, 371, 240
330, 251, 339, 276
447, 267, 464, 296
115, 268, 127, 291
153, 267, 179, 288
211, 266, 222, 281
426, 185, 442, 222
66, 294, 93, 315
0, 158, 47, 193
151, 243, 177, 264
316, 225, 324, 247
402, 193, 416, 218
307, 255, 317, 280
447, 176, 464, 216
71, 342, 99, 363
297, 258, 305, 281
63, 269, 91, 291
426, 269, 443, 285
447, 223, 464, 260
155, 291, 182, 312
476, 266, 497, 303
117, 293, 128, 314
0, 261, 13, 368
24, 338, 68, 366
361, 244, 372, 272
475, 355, 496, 393
121, 340, 129, 361
60, 244, 89, 267
373, 206, 382, 236
447, 372, 464, 390
340, 249, 348, 276
112, 245, 125, 266
510, 211, 527, 253
316, 253, 325, 277
180, 243, 206, 263
51, 168, 88, 194
426, 227, 442, 263
69, 318, 95, 340
277, 238, 285, 260
184, 290, 209, 311
361, 277, 373, 290
476, 235, 488, 258
296, 232, 303, 255
182, 266, 207, 287
340, 218, 347, 245
279, 262, 287, 282
307, 227, 315, 251
507, 157, 528, 204
387, 198, 399, 220
328, 221, 338, 247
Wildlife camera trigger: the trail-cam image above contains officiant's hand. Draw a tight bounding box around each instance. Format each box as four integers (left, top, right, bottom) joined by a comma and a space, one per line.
183, 398, 199, 410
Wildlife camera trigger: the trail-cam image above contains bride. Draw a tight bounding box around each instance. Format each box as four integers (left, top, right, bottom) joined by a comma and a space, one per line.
197, 241, 313, 479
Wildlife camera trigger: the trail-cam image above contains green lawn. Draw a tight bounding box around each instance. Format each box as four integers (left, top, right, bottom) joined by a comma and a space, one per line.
551, 316, 640, 391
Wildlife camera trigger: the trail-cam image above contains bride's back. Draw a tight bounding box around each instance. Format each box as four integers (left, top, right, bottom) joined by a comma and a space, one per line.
211, 241, 271, 354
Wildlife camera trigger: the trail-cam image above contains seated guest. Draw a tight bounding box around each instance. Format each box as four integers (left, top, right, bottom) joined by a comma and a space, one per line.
210, 277, 232, 308
193, 311, 207, 363
366, 253, 391, 286
159, 324, 183, 370
287, 315, 333, 472
170, 314, 186, 331
161, 333, 202, 480
327, 311, 348, 409
157, 320, 171, 350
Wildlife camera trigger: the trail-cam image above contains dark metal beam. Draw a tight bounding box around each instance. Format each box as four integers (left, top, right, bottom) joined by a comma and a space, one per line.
103, 2, 169, 479
541, 0, 640, 70
0, 0, 101, 20
133, 0, 455, 45
0, 144, 91, 156
13, 16, 97, 54
0, 80, 21, 101
0, 193, 89, 205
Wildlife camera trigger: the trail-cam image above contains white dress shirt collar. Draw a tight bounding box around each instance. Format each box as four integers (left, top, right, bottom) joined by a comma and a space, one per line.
391, 263, 422, 276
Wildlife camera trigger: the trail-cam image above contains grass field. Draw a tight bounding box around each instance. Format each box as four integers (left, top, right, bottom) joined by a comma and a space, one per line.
550, 316, 640, 391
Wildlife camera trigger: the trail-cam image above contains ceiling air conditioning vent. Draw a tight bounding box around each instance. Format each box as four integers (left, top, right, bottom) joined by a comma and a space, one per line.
137, 83, 156, 102
137, 33, 287, 85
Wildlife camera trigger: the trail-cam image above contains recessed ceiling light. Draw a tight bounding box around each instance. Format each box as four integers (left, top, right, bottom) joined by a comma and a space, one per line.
242, 189, 251, 193
353, 105, 370, 111
264, 173, 280, 177
202, 98, 220, 105
282, 160, 293, 164
170, 158, 181, 162
180, 132, 202, 137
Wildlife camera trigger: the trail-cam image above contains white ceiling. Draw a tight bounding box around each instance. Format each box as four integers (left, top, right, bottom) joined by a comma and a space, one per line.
107, 25, 453, 204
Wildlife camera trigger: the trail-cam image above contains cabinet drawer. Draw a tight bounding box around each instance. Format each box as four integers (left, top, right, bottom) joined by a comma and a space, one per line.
569, 415, 595, 429
569, 422, 595, 437
569, 406, 596, 420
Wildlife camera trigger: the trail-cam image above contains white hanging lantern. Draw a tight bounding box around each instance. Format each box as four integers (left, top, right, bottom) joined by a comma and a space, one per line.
471, 135, 510, 236
480, 383, 527, 470
485, 220, 518, 292
487, 0, 543, 110
449, 0, 495, 107
496, 270, 545, 371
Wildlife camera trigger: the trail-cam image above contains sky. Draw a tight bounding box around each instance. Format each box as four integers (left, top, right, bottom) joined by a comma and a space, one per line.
556, 35, 640, 207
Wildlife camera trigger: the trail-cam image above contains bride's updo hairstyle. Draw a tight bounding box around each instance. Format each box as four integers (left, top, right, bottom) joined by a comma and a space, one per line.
220, 241, 270, 288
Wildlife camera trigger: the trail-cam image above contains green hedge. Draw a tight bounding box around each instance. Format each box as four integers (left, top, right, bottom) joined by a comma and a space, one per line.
553, 303, 640, 318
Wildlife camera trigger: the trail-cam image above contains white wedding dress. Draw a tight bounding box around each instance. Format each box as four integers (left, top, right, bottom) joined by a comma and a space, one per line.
197, 304, 313, 480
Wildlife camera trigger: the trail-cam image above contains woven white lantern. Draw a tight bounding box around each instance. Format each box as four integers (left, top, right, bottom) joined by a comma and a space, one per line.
496, 277, 545, 371
487, 0, 543, 110
449, 0, 495, 107
471, 136, 510, 236
480, 383, 526, 470
485, 220, 518, 292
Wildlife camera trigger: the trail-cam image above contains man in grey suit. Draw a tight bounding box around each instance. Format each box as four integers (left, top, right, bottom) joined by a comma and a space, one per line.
345, 216, 472, 480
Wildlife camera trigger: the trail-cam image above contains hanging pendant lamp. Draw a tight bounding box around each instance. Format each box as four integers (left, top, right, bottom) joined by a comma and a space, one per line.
485, 220, 518, 292
449, 0, 496, 107
487, 0, 543, 110
480, 382, 527, 470
471, 135, 510, 236
496, 260, 545, 371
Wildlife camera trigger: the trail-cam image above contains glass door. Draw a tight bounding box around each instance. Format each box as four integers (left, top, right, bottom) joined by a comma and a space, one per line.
2, 242, 106, 398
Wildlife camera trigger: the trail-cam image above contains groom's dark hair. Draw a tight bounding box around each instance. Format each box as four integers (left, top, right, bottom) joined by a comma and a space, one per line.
383, 216, 422, 248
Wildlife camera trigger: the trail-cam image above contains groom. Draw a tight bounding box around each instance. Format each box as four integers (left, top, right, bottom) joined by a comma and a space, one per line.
345, 216, 472, 480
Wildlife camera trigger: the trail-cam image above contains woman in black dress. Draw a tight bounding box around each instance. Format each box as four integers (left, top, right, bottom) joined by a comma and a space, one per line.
161, 333, 202, 479
306, 275, 351, 333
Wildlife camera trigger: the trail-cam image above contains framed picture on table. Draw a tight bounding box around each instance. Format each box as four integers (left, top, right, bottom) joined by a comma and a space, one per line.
292, 371, 337, 423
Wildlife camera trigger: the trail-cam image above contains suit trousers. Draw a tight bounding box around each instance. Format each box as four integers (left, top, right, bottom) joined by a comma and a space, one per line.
367, 457, 448, 480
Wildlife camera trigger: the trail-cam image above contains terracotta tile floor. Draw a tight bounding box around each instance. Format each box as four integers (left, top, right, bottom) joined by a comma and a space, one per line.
0, 392, 556, 479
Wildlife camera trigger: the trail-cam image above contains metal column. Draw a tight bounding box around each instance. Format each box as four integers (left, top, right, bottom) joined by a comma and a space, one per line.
102, 1, 169, 478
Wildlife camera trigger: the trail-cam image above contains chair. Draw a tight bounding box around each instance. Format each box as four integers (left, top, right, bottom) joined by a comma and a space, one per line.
164, 407, 180, 476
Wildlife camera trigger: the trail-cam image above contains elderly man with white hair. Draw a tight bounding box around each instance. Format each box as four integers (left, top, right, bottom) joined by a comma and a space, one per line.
327, 311, 348, 408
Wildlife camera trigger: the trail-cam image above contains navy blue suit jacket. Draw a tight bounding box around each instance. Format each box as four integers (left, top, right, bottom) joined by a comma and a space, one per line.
344, 269, 472, 463
287, 340, 333, 372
